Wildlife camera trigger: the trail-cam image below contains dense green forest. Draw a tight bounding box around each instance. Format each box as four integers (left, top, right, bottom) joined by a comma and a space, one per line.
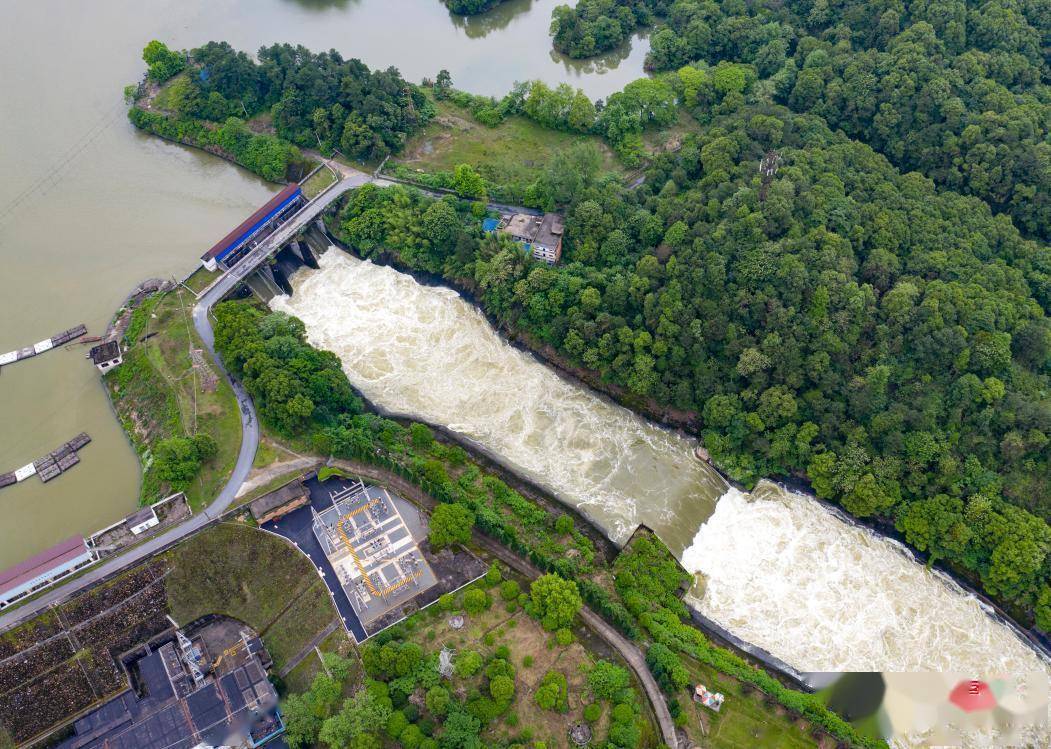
551, 0, 668, 58
642, 0, 1050, 241
132, 40, 433, 169
328, 80, 1051, 626
444, 0, 508, 14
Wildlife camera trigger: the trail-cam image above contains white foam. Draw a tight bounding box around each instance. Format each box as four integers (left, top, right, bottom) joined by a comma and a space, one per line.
273, 250, 726, 552
275, 249, 1051, 681
683, 483, 1050, 676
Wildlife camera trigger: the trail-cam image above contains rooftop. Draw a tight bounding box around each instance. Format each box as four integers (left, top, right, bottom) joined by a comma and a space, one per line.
202, 183, 301, 262
535, 212, 564, 249
502, 213, 541, 241
89, 340, 121, 364
250, 479, 309, 521
57, 636, 280, 749
0, 536, 88, 597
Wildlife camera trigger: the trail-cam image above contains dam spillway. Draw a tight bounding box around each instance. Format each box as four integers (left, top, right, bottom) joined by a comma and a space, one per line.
272, 248, 1050, 677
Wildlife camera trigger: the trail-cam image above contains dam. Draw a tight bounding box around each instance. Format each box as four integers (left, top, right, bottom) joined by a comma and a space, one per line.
272, 248, 1050, 678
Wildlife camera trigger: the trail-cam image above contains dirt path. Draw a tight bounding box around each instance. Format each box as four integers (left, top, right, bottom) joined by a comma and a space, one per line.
235, 456, 316, 499
329, 458, 681, 748
278, 618, 341, 678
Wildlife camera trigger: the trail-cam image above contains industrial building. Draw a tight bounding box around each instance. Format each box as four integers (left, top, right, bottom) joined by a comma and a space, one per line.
56, 629, 283, 749
310, 480, 438, 625
200, 184, 305, 271
0, 536, 96, 609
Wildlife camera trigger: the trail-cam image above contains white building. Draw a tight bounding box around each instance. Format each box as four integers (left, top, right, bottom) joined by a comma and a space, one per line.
0, 536, 96, 608
89, 340, 123, 372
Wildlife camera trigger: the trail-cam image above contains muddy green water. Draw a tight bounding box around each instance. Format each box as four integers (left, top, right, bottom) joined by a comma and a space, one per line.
0, 0, 650, 570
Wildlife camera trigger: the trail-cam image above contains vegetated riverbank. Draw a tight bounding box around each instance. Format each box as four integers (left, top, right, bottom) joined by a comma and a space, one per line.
313, 215, 1051, 663
103, 283, 241, 511
206, 298, 882, 747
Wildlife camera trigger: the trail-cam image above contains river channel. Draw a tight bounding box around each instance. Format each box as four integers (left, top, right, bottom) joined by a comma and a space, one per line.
273, 249, 1051, 678
0, 0, 649, 570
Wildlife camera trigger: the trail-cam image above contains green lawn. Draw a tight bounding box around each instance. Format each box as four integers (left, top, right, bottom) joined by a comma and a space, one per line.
301, 166, 338, 199
679, 654, 820, 748
262, 581, 337, 671
106, 288, 241, 510
392, 98, 622, 191
165, 523, 331, 641
182, 266, 221, 295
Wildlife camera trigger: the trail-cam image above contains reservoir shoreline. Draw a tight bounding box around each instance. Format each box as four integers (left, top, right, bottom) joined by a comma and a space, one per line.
311, 225, 1051, 663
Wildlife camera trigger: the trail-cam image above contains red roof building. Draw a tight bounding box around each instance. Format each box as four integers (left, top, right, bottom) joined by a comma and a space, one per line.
0, 536, 95, 608
200, 184, 303, 271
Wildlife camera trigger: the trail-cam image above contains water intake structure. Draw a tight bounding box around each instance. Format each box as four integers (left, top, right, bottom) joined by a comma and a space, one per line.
273, 249, 1049, 678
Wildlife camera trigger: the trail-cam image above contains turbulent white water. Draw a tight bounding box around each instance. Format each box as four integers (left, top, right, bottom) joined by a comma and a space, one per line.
682, 484, 1048, 674
274, 249, 1050, 678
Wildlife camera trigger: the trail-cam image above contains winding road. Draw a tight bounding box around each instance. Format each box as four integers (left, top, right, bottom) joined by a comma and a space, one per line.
0, 167, 680, 747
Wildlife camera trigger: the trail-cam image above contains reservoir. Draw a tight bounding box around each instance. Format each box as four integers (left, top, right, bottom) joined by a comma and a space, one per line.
273, 250, 1051, 677
0, 0, 649, 570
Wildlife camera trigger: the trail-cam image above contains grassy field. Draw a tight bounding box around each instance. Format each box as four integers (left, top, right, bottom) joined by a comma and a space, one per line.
392, 98, 622, 191
301, 166, 338, 198
678, 654, 821, 749
283, 625, 358, 694
165, 523, 317, 627
394, 570, 659, 749
261, 580, 337, 670
181, 266, 220, 295
106, 288, 240, 510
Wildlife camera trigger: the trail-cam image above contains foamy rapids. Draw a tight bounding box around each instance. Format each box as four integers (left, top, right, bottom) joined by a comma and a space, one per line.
274, 249, 1050, 682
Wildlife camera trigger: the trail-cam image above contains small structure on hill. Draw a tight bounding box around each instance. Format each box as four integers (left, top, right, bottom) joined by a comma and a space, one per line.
128, 506, 160, 536
569, 723, 593, 746
250, 478, 310, 524
491, 212, 564, 264
88, 340, 123, 372
694, 683, 724, 712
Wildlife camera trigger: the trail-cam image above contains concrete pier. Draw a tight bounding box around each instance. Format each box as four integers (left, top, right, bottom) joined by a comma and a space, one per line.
0, 433, 91, 490
0, 324, 87, 371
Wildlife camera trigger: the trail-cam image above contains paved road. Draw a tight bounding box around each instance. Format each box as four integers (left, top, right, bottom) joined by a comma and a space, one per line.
0, 166, 551, 633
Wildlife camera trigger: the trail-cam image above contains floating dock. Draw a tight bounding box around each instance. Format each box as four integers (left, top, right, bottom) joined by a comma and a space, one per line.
0, 324, 87, 370
0, 433, 91, 489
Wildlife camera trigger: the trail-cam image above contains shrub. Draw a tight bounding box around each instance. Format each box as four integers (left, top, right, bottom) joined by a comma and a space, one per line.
529, 574, 582, 631
534, 670, 568, 712
438, 593, 456, 611
500, 580, 521, 601
490, 674, 515, 704
554, 514, 574, 535
583, 703, 602, 723
386, 710, 409, 739
555, 628, 574, 646
484, 562, 502, 586
522, 655, 533, 667
587, 660, 631, 701
428, 503, 474, 549
454, 650, 483, 678
425, 686, 450, 717
464, 588, 490, 615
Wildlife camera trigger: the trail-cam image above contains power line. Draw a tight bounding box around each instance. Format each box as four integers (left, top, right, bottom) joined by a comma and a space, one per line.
0, 101, 128, 227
